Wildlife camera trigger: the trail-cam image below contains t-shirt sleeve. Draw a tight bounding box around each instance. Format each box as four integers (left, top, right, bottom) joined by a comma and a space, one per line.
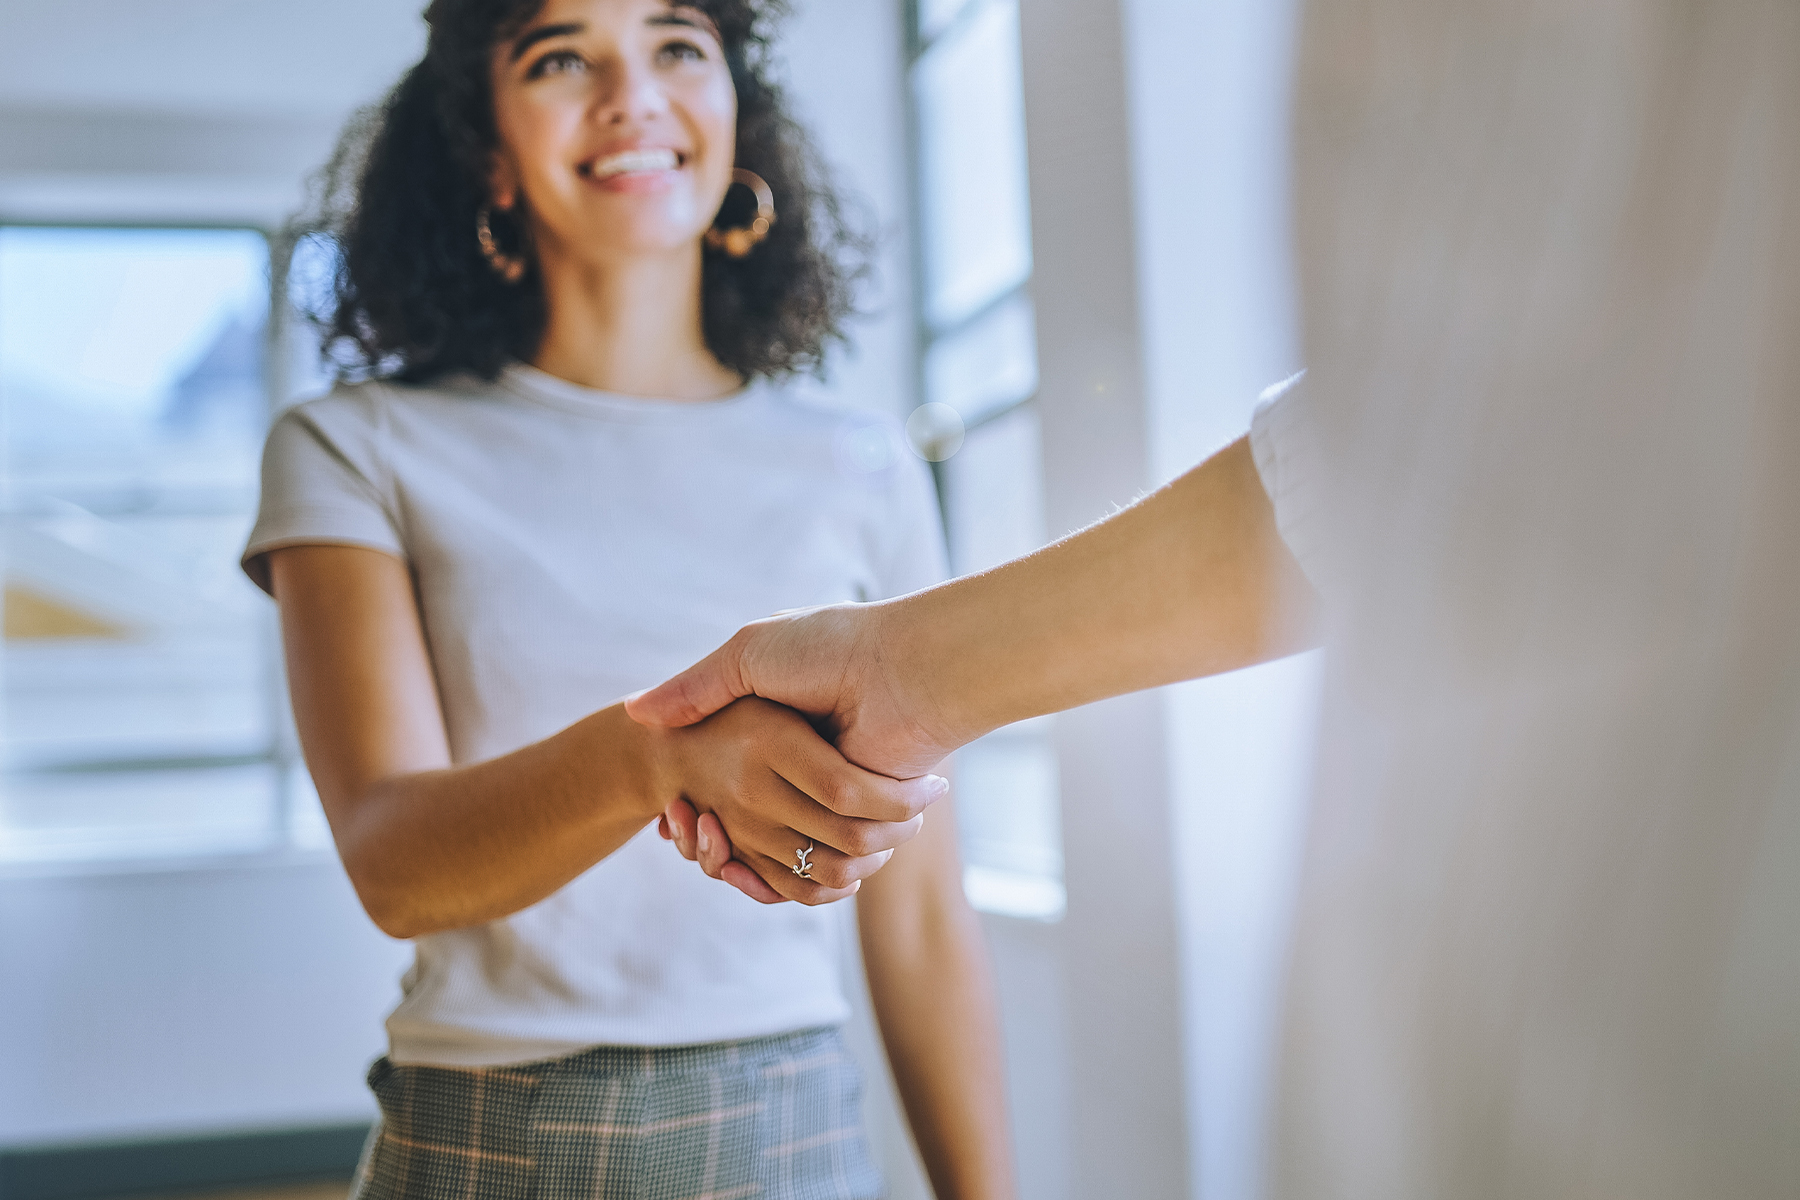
1248, 371, 1331, 596
872, 452, 952, 600
240, 388, 406, 596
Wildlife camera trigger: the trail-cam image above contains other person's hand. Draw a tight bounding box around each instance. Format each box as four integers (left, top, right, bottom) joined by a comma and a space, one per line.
640, 694, 945, 904
627, 602, 966, 781
632, 437, 1324, 905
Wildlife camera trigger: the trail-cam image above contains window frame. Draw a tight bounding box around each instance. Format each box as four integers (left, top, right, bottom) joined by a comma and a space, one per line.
903, 0, 1066, 921
905, 0, 1041, 472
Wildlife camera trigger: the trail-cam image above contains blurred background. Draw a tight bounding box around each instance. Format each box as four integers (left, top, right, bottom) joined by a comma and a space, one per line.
0, 2, 1318, 1198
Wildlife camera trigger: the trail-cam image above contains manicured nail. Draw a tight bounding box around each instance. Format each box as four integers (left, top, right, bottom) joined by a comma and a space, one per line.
697, 826, 712, 855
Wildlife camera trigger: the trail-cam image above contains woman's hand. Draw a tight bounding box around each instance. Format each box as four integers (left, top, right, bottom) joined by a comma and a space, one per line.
640, 696, 948, 905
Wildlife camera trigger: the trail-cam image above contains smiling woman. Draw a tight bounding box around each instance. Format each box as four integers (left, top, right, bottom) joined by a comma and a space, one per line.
250, 1, 1015, 1198
304, 0, 863, 386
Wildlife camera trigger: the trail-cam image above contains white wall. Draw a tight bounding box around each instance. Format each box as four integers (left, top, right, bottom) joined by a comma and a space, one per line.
0, 857, 409, 1144
0, 1, 421, 225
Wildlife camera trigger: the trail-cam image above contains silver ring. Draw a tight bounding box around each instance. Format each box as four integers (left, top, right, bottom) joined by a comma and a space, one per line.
791, 842, 816, 880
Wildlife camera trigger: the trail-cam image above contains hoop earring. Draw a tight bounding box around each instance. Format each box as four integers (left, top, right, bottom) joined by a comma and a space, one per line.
704, 169, 777, 258
477, 205, 528, 284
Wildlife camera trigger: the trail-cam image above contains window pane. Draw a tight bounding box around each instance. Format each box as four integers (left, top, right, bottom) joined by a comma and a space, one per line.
924, 289, 1037, 426
0, 227, 278, 859
957, 719, 1064, 920
914, 0, 1033, 330
940, 401, 1047, 576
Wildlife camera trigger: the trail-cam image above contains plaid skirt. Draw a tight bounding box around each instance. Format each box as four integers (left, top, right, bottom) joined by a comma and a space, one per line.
352, 1027, 884, 1200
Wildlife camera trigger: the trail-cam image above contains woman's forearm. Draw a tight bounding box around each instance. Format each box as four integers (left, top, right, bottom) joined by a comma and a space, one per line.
862, 900, 1015, 1199
858, 808, 1016, 1200
271, 545, 669, 938
880, 437, 1318, 747
336, 704, 663, 939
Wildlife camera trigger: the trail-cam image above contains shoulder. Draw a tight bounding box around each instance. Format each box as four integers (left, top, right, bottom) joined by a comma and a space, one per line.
274, 379, 388, 435
272, 372, 509, 456
278, 372, 493, 430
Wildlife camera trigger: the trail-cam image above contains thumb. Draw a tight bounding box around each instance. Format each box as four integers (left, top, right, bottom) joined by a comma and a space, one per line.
625, 638, 751, 728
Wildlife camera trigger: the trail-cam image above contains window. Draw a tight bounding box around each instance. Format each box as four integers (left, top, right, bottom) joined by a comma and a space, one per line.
907, 0, 1064, 919
0, 226, 320, 863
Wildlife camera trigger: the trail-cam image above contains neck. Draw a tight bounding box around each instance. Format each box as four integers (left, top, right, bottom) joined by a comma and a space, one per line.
530, 240, 742, 400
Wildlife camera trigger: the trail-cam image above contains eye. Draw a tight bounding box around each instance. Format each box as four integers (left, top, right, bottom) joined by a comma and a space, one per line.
656, 38, 707, 64
526, 49, 587, 80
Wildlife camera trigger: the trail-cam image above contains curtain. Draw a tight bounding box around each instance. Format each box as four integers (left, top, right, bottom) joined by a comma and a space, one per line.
1271, 2, 1800, 1196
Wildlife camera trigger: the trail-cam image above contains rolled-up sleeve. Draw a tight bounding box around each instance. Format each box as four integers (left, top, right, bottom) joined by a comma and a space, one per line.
1248, 372, 1330, 596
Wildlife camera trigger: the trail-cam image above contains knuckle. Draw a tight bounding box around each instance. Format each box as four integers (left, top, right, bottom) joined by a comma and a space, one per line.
815, 861, 856, 890
840, 823, 882, 858
796, 883, 840, 908
816, 773, 855, 814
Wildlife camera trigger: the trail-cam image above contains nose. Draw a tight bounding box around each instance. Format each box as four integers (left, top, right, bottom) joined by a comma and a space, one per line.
593, 53, 671, 126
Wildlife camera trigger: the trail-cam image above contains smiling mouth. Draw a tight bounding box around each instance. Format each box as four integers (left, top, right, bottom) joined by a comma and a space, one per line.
582, 148, 684, 181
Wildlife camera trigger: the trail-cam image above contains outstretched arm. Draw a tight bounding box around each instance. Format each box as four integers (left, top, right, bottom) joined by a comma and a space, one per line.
629, 435, 1321, 781
270, 545, 944, 935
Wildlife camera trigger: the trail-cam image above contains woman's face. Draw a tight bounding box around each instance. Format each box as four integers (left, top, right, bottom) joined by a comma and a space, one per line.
489, 0, 737, 266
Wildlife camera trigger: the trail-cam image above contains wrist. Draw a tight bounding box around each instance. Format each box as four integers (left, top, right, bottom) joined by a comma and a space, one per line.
599, 703, 681, 825
867, 593, 988, 756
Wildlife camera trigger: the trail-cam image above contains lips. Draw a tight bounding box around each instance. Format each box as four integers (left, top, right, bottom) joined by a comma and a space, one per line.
583, 147, 683, 180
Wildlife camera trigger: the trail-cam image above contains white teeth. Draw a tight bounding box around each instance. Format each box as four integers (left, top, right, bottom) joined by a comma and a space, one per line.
590, 148, 680, 179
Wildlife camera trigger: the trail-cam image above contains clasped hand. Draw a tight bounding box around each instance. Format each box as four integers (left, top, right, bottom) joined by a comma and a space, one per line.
641, 692, 945, 904
632, 602, 966, 904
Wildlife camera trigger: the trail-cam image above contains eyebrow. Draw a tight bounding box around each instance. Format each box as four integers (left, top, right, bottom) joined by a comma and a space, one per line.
508, 9, 718, 63
648, 8, 720, 37
509, 22, 584, 62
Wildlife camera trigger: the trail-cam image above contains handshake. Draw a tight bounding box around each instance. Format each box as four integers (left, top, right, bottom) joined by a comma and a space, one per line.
626, 600, 970, 906
626, 438, 1310, 904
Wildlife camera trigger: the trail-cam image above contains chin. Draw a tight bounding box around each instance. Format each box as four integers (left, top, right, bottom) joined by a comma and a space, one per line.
567, 230, 707, 264
578, 206, 710, 256
622, 225, 710, 255
540, 210, 698, 261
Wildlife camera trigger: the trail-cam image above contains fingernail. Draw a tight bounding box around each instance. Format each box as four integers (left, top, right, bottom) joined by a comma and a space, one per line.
850, 879, 862, 894
697, 826, 712, 855
926, 775, 950, 797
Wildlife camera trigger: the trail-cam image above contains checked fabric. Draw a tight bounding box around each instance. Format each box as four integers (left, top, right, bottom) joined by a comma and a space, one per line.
353, 1027, 884, 1200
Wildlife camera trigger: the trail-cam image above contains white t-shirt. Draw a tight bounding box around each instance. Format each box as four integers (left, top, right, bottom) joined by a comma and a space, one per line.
244, 363, 947, 1067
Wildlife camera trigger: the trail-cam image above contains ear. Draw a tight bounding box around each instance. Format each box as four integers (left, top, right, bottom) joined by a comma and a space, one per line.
487, 154, 520, 213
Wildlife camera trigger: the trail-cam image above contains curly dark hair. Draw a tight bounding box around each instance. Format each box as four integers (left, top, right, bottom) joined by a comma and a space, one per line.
298, 0, 869, 384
